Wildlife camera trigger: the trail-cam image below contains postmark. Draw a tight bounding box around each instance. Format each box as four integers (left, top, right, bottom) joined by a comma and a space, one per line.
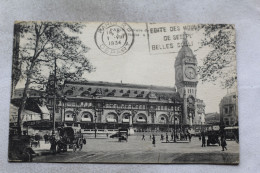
146, 23, 202, 55
95, 22, 134, 56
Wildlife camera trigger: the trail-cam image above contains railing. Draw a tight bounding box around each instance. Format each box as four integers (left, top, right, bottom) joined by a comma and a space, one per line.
81, 129, 118, 134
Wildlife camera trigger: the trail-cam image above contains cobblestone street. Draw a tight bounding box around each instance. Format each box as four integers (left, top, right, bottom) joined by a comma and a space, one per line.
34, 135, 239, 164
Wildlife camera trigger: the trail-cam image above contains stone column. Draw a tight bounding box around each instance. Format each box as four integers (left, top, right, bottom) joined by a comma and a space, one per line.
129, 114, 134, 135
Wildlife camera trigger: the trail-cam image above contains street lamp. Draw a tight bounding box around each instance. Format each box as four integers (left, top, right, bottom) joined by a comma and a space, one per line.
94, 114, 97, 138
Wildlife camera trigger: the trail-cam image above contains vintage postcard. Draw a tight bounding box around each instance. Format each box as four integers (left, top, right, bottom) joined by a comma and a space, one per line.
9, 21, 238, 164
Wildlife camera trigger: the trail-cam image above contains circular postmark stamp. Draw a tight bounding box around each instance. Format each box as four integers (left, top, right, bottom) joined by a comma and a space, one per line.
95, 22, 134, 56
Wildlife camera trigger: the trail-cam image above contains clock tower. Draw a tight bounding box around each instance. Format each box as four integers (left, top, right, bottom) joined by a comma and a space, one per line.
174, 33, 198, 126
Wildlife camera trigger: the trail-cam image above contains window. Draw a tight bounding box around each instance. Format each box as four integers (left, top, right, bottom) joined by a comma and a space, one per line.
230, 107, 233, 113
224, 107, 228, 114
161, 117, 165, 120
224, 118, 229, 125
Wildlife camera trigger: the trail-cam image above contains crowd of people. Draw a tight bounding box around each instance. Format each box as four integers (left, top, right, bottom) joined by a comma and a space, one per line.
140, 131, 228, 151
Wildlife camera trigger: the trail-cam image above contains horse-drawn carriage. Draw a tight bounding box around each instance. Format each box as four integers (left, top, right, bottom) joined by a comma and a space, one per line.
51, 126, 86, 153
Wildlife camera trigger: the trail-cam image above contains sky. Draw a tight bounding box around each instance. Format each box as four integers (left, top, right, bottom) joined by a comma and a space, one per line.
16, 22, 237, 114
79, 22, 236, 113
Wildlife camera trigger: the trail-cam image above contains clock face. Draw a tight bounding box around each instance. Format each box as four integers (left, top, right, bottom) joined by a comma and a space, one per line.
185, 67, 196, 79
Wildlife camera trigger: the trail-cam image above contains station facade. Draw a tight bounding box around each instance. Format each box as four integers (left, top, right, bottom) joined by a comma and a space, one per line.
12, 36, 206, 132
46, 36, 205, 131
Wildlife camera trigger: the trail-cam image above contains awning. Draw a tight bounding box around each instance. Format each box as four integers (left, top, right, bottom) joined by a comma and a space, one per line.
137, 119, 146, 122
82, 118, 92, 122
122, 119, 129, 123
38, 104, 50, 115
107, 118, 117, 123
65, 117, 74, 121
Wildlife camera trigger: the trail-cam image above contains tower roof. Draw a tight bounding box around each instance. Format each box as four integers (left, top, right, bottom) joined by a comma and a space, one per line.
174, 32, 196, 66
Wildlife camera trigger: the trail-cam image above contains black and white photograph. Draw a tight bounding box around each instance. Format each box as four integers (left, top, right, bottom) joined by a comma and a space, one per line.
8, 21, 238, 164
8, 21, 239, 165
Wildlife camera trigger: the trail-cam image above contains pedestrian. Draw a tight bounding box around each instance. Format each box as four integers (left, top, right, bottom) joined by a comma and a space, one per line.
171, 133, 173, 141
221, 136, 227, 151
35, 133, 41, 147
188, 133, 192, 142
49, 135, 57, 154
150, 134, 152, 141
44, 133, 49, 144
152, 135, 156, 147
160, 134, 163, 141
106, 133, 109, 138
166, 133, 169, 143
199, 134, 201, 141
201, 133, 206, 147
142, 134, 145, 140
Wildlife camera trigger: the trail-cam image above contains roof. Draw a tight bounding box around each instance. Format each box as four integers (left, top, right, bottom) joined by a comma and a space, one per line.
64, 80, 175, 91
62, 80, 182, 101
174, 34, 197, 66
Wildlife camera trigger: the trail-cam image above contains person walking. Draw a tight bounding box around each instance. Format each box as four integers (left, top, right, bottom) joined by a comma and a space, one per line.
150, 134, 152, 141
44, 133, 49, 144
171, 133, 174, 141
221, 136, 227, 151
49, 135, 57, 154
166, 133, 169, 143
106, 133, 109, 138
152, 135, 156, 147
35, 133, 41, 147
201, 133, 206, 147
160, 134, 164, 141
142, 134, 145, 140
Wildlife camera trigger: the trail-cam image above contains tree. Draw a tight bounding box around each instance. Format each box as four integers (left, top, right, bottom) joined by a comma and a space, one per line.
198, 24, 236, 89
14, 21, 94, 135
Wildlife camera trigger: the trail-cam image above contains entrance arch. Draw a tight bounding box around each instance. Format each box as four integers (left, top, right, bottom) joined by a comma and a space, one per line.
134, 113, 147, 123
106, 112, 118, 123
158, 114, 169, 124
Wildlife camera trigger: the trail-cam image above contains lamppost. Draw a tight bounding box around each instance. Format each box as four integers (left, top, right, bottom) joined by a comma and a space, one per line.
173, 98, 177, 143
61, 95, 68, 123
94, 114, 97, 138
173, 113, 176, 142
52, 56, 57, 135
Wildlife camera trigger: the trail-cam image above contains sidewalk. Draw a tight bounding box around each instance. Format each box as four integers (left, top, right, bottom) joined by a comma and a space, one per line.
32, 141, 51, 156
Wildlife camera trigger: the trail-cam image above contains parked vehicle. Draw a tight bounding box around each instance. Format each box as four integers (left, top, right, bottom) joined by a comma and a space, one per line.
206, 125, 220, 146
55, 126, 86, 153
9, 128, 36, 162
118, 129, 128, 142
110, 129, 128, 142
110, 132, 120, 138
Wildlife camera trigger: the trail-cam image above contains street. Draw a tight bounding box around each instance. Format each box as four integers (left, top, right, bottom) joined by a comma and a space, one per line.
33, 135, 239, 164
